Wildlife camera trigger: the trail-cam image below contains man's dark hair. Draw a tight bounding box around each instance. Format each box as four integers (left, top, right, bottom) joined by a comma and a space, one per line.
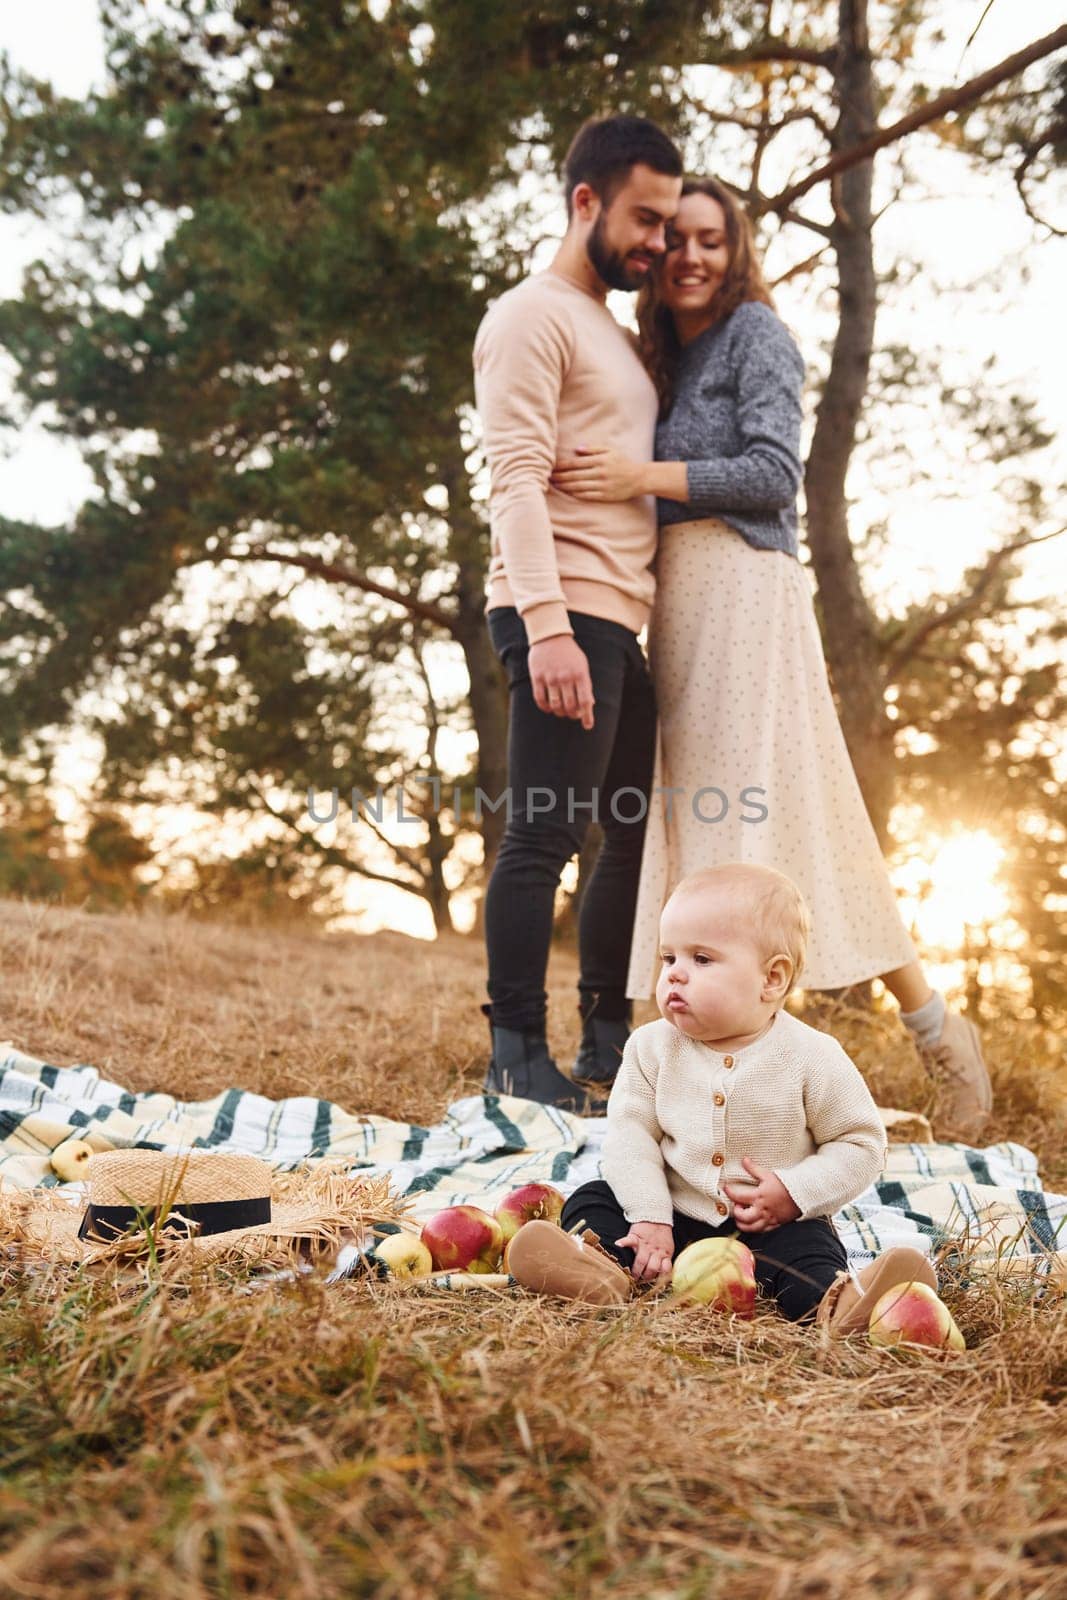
563, 114, 682, 218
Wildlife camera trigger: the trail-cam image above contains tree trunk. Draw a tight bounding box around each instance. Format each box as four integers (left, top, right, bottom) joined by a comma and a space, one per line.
445, 453, 510, 900
423, 800, 456, 934
553, 824, 601, 943
804, 0, 896, 848
454, 598, 511, 928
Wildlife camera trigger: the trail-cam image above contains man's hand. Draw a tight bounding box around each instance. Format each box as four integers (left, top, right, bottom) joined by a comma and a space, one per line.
615, 1220, 674, 1283
551, 445, 644, 502
528, 635, 595, 730
722, 1157, 801, 1233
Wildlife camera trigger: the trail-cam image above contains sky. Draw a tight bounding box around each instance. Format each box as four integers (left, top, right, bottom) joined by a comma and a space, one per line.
0, 1, 1064, 955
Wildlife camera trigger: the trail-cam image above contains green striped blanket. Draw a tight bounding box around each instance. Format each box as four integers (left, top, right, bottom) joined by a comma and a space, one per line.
1, 1042, 1063, 1276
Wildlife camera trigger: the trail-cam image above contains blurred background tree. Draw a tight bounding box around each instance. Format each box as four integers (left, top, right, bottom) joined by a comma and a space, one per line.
0, 1, 1064, 1012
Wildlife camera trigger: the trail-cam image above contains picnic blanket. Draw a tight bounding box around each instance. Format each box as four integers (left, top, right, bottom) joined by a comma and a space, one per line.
2, 1042, 1064, 1279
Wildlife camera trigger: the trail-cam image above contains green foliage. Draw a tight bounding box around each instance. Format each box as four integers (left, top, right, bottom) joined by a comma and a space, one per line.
0, 778, 153, 908
946, 51, 1067, 234
158, 840, 345, 923
0, 782, 72, 901
887, 556, 1067, 1022
0, 0, 512, 928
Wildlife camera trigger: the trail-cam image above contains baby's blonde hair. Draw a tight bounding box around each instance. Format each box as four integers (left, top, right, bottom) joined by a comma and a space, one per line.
667, 862, 811, 997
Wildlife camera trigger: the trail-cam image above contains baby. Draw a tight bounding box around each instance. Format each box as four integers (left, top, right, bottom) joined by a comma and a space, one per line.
509, 862, 942, 1329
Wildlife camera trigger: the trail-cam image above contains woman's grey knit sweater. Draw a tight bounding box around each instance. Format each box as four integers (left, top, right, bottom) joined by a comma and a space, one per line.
655, 300, 804, 557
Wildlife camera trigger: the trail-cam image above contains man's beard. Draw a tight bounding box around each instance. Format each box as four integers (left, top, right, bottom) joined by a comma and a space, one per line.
586, 211, 649, 292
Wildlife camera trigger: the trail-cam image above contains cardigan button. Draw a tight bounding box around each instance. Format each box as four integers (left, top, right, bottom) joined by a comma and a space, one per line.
716, 1202, 728, 1216
712, 1153, 724, 1166
723, 1055, 734, 1069
714, 1093, 725, 1107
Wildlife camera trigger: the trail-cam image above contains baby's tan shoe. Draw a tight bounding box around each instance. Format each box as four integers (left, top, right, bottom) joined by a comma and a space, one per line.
506, 1221, 633, 1306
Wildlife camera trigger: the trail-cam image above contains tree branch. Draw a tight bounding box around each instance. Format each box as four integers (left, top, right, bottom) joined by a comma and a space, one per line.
779, 207, 834, 239
961, 0, 1001, 65
354, 795, 427, 875
884, 525, 1067, 684
245, 773, 428, 895
689, 101, 769, 134
414, 642, 443, 768
770, 243, 832, 287
701, 171, 833, 239
690, 99, 832, 141
1015, 119, 1067, 236
223, 546, 458, 632
757, 24, 1067, 216
749, 85, 775, 198
717, 40, 835, 70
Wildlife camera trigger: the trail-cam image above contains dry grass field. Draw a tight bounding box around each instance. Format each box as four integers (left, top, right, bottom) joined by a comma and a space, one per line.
2, 896, 1066, 1600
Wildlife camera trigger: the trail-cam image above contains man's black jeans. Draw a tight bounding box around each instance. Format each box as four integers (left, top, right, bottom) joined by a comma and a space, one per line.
484, 606, 657, 1033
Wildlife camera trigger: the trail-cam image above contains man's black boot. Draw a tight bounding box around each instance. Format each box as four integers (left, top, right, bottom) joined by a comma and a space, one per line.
572, 1011, 631, 1089
481, 1005, 590, 1114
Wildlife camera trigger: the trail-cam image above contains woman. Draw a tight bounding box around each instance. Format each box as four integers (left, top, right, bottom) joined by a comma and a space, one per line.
550, 178, 992, 1143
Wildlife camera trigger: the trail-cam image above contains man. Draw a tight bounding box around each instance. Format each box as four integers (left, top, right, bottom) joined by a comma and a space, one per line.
473, 114, 683, 1110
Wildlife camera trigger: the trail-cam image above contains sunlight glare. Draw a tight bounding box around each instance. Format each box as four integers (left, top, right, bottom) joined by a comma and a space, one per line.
896, 828, 1010, 953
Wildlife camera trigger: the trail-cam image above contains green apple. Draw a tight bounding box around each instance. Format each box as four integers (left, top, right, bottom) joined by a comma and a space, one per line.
50, 1138, 95, 1183
373, 1231, 434, 1279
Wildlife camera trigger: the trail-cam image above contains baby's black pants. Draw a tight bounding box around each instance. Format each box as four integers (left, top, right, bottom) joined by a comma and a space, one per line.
561, 1178, 848, 1321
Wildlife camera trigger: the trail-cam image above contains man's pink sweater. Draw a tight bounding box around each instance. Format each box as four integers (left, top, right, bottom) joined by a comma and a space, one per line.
473, 270, 659, 645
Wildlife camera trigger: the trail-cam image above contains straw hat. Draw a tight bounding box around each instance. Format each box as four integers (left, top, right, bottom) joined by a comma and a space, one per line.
1, 1149, 403, 1272
79, 1150, 278, 1246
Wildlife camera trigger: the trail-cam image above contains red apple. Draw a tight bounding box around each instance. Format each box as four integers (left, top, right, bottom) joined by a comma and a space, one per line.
493, 1183, 565, 1243
420, 1205, 504, 1274
867, 1281, 966, 1351
670, 1236, 758, 1318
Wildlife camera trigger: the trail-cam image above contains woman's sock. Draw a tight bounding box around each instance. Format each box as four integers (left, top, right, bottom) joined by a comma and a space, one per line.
899, 989, 947, 1048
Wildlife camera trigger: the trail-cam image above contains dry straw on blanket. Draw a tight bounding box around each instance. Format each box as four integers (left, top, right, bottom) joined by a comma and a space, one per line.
0, 1149, 407, 1275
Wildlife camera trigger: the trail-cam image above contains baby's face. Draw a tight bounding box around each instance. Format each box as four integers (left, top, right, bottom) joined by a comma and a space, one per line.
655, 889, 773, 1044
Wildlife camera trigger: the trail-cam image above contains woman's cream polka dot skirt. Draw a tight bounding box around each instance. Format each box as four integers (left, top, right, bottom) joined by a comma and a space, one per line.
627, 518, 919, 998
